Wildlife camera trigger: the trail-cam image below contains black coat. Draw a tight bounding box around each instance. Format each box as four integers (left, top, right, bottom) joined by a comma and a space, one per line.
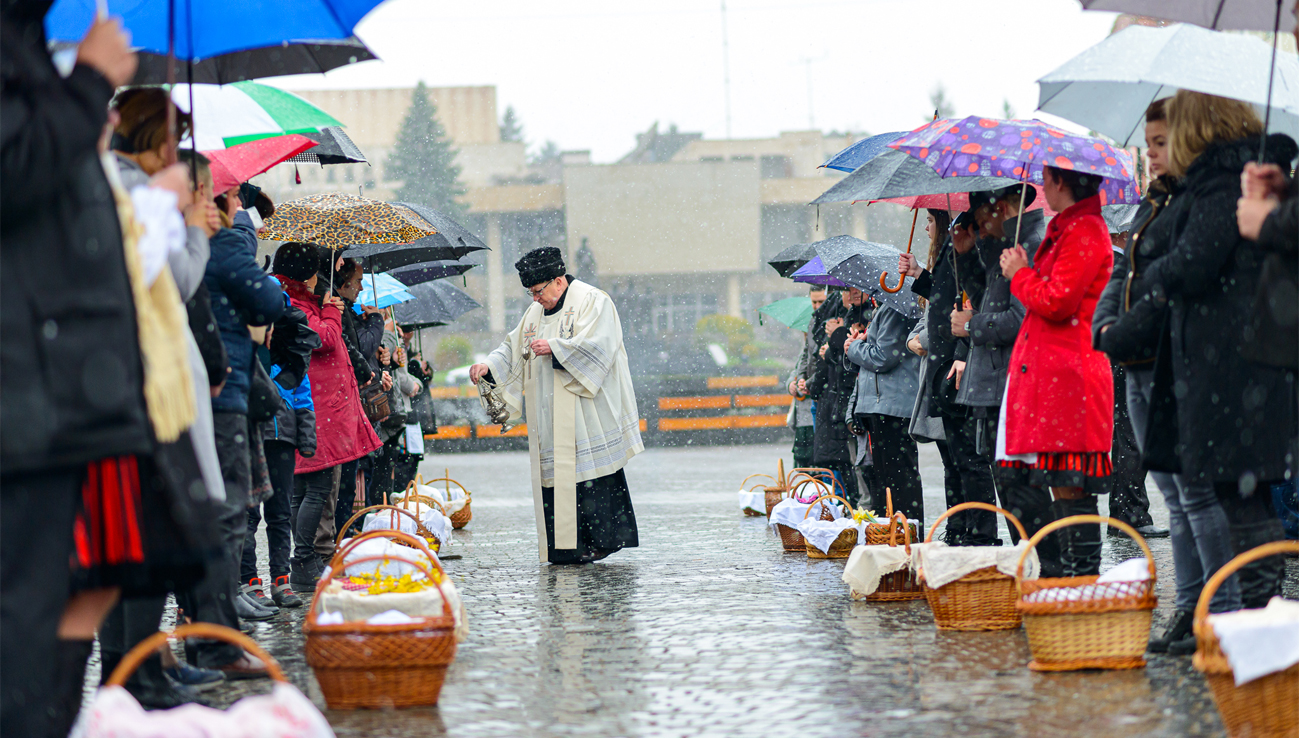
1248, 180, 1299, 369
1, 8, 153, 471
1141, 135, 1298, 484
808, 324, 856, 465
911, 238, 985, 413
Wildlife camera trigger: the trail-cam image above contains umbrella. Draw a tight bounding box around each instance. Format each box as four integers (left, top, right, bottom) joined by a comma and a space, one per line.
288, 127, 368, 166
890, 116, 1142, 205
344, 202, 489, 271
46, 0, 387, 60
768, 242, 819, 277
757, 297, 814, 332
880, 189, 1050, 213
393, 201, 489, 257
821, 131, 908, 173
261, 194, 438, 250
130, 37, 376, 85
170, 82, 343, 150
812, 144, 1024, 205
790, 255, 848, 288
355, 273, 414, 309
392, 281, 481, 329
1078, 0, 1298, 32
1038, 23, 1299, 146
389, 260, 478, 287
203, 134, 317, 192
826, 244, 923, 319
1102, 204, 1141, 235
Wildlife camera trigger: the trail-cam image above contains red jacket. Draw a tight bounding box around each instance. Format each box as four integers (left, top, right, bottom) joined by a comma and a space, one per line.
277, 277, 381, 474
1004, 196, 1114, 455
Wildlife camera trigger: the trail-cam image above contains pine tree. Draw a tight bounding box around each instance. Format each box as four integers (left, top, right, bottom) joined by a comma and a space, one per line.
928, 83, 955, 119
384, 81, 467, 219
500, 105, 524, 143
1002, 98, 1017, 120
529, 140, 561, 166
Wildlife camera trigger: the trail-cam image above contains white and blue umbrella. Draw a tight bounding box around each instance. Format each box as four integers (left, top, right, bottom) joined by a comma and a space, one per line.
356, 273, 414, 310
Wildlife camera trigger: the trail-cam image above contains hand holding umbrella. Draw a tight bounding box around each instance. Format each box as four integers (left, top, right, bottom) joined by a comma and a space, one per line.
880, 208, 920, 293
1000, 244, 1029, 280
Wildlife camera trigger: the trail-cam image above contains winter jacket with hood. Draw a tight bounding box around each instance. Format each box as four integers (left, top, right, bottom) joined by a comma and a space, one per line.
278, 276, 381, 473
1, 6, 152, 471
956, 209, 1045, 408
846, 305, 920, 419
204, 211, 285, 414
1139, 135, 1297, 484
260, 353, 317, 457
1003, 195, 1114, 455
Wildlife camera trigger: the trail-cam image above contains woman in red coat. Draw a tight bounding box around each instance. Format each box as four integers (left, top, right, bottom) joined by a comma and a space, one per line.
271, 243, 381, 592
998, 166, 1114, 576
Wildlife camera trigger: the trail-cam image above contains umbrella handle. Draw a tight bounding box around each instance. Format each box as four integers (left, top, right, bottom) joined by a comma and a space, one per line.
879, 208, 920, 294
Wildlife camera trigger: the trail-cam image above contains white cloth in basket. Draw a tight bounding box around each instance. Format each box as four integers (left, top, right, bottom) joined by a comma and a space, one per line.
414, 483, 469, 516
768, 497, 842, 531
362, 505, 452, 548
738, 489, 765, 515
842, 543, 923, 598
797, 517, 864, 554
1210, 596, 1299, 685
317, 576, 469, 641
337, 537, 437, 577
914, 540, 1040, 589
1021, 557, 1151, 603
71, 682, 334, 738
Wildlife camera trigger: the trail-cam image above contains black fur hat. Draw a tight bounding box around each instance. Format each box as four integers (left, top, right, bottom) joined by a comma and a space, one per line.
515, 246, 566, 288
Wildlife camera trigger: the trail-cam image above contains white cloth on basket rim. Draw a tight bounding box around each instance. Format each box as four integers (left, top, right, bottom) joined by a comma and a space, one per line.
738, 490, 765, 514
361, 505, 452, 548
70, 682, 334, 738
1209, 596, 1299, 686
337, 537, 438, 577
915, 540, 1040, 589
413, 483, 469, 516
842, 543, 921, 598
1021, 557, 1151, 603
317, 575, 470, 641
797, 517, 865, 554
768, 497, 843, 531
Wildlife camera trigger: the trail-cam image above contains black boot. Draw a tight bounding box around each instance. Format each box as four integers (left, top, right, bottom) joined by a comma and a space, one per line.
49, 639, 93, 738
1231, 520, 1286, 609
1148, 610, 1193, 653
126, 654, 199, 710
1051, 496, 1101, 577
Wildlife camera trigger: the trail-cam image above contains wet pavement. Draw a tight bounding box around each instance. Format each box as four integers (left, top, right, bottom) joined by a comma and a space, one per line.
92, 442, 1297, 737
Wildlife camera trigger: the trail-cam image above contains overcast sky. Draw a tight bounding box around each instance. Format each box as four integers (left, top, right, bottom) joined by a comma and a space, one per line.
267, 0, 1120, 162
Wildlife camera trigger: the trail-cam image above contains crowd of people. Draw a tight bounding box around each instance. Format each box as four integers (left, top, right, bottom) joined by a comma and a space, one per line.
786, 90, 1298, 658
1, 11, 437, 736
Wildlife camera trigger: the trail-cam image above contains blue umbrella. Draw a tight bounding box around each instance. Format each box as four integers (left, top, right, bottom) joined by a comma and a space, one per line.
356, 273, 414, 310
46, 0, 386, 59
820, 131, 908, 173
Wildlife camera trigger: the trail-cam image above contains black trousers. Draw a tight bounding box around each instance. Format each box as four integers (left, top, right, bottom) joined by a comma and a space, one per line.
1108, 363, 1153, 528
940, 413, 998, 544
333, 458, 360, 541
292, 466, 335, 568
242, 440, 295, 583
980, 411, 1061, 575
0, 468, 80, 738
865, 414, 924, 532
935, 440, 964, 539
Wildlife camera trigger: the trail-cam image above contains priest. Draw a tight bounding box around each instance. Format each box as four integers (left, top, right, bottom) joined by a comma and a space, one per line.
470, 247, 642, 564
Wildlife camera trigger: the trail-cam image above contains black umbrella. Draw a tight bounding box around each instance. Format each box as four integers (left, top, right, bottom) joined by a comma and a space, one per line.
389, 260, 478, 287
392, 281, 481, 329
768, 242, 818, 278
288, 126, 368, 166
341, 203, 489, 270
130, 37, 377, 85
393, 201, 489, 257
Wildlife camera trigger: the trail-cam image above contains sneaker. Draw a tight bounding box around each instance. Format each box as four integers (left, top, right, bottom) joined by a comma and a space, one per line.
272, 576, 302, 608
242, 578, 278, 609
163, 662, 224, 691
234, 592, 276, 622
1148, 609, 1193, 653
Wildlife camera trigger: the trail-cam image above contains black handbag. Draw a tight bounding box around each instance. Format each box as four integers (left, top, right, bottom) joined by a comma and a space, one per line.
247, 359, 282, 424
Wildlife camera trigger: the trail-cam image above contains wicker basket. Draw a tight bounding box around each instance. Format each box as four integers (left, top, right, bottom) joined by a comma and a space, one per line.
920, 502, 1029, 631
337, 503, 444, 552
306, 530, 458, 709
802, 494, 857, 559
742, 467, 778, 517
1015, 515, 1156, 672
775, 479, 832, 552
419, 470, 473, 529
107, 623, 288, 686
865, 512, 926, 602
1193, 540, 1299, 738
863, 488, 918, 546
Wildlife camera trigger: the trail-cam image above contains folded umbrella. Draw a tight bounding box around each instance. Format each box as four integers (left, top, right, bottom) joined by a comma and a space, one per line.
356, 273, 415, 310
262, 193, 438, 250
758, 296, 814, 332
392, 281, 481, 330
203, 135, 317, 193
288, 127, 368, 166
768, 242, 819, 278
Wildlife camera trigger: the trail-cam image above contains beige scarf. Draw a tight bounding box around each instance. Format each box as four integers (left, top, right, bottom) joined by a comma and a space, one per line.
102, 154, 196, 442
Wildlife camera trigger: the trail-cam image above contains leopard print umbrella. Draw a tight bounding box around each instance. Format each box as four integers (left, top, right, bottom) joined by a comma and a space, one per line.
261, 193, 437, 248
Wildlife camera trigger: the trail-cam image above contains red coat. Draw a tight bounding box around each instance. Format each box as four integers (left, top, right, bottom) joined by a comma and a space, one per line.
1004, 196, 1114, 455
277, 277, 381, 474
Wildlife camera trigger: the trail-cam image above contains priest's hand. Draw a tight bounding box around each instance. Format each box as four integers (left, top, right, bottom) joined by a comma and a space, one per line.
530, 338, 552, 357
469, 363, 490, 383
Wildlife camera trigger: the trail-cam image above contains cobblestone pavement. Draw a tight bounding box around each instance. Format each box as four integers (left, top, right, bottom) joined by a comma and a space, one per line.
101, 442, 1297, 737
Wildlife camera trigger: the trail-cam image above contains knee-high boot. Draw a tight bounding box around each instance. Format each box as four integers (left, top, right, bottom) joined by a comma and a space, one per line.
1231, 519, 1286, 609
1050, 496, 1101, 577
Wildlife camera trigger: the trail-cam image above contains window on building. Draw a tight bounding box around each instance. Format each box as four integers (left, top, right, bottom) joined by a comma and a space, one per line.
760, 155, 792, 179
731, 155, 754, 162
699, 156, 724, 163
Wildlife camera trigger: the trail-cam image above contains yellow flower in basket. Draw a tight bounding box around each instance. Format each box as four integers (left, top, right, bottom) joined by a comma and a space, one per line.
852, 508, 880, 525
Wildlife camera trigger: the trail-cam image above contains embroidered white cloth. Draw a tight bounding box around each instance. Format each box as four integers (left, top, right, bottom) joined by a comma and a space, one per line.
71, 682, 334, 738
797, 517, 864, 554
1210, 597, 1299, 685
317, 576, 469, 640
1021, 557, 1152, 603
842, 543, 922, 598
915, 541, 1040, 589
738, 489, 765, 515
361, 505, 452, 549
768, 497, 843, 532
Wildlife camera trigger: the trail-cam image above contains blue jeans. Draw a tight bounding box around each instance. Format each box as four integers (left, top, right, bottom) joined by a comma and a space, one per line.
1127, 367, 1239, 613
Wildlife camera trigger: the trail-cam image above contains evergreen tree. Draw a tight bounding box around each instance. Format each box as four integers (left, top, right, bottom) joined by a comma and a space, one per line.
529, 140, 561, 166
928, 83, 955, 119
500, 105, 525, 143
384, 81, 467, 219
1002, 98, 1017, 120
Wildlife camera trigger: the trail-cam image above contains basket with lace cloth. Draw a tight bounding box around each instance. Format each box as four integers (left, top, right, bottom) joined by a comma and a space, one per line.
769, 478, 834, 551
413, 471, 473, 529
1015, 516, 1157, 672
1193, 540, 1299, 738
918, 502, 1035, 631
841, 512, 926, 602
799, 494, 861, 558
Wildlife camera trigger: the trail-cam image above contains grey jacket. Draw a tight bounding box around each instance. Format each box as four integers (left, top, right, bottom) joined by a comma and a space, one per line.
955, 209, 1045, 408
907, 313, 945, 442
844, 306, 921, 420
378, 330, 424, 442
785, 339, 815, 428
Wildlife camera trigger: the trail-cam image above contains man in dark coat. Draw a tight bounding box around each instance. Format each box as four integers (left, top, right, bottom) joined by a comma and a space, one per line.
0, 5, 143, 734
807, 289, 860, 504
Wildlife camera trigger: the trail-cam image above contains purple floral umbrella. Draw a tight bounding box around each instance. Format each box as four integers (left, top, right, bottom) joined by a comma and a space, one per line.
888, 116, 1142, 206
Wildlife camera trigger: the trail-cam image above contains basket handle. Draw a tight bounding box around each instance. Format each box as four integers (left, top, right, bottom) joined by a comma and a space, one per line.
1194, 540, 1299, 626
307, 552, 452, 626
106, 623, 286, 686
789, 478, 829, 501
887, 511, 912, 555
926, 502, 1028, 543
1015, 515, 1155, 590
423, 476, 472, 501
801, 493, 854, 520
741, 473, 775, 489
335, 504, 426, 548
332, 527, 438, 567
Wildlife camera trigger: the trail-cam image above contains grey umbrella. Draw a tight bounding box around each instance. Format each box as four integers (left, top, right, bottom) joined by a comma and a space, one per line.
1102, 204, 1141, 235
815, 237, 923, 319
1079, 0, 1297, 32
288, 127, 368, 166
342, 202, 489, 270
389, 259, 477, 287
811, 147, 1021, 205
767, 242, 818, 277
392, 280, 481, 329
392, 201, 489, 257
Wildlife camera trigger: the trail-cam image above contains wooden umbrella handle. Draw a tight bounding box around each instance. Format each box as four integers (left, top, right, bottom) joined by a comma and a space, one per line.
880, 208, 920, 293
106, 623, 286, 686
